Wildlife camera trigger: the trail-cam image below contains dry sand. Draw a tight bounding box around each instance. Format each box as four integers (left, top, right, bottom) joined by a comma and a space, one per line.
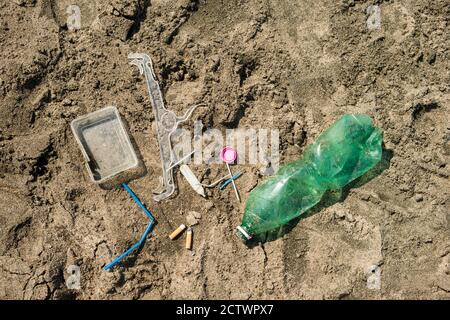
0, 0, 449, 299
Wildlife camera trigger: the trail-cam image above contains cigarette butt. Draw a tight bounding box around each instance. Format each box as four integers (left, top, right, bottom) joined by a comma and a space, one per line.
185, 228, 193, 250
169, 224, 186, 240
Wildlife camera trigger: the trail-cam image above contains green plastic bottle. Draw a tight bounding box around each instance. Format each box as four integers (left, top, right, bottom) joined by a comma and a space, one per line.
236, 114, 383, 240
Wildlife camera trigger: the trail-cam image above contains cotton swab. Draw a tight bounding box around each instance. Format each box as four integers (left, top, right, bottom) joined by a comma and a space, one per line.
220, 146, 240, 202
166, 150, 195, 172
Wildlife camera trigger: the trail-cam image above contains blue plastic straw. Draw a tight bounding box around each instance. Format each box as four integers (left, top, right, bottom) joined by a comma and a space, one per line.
219, 172, 242, 190
121, 183, 155, 221
103, 183, 156, 271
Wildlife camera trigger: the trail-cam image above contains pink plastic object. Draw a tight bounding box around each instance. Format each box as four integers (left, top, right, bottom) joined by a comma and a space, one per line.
220, 146, 237, 164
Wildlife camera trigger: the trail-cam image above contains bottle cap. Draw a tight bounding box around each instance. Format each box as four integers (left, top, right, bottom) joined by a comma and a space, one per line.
220, 146, 237, 164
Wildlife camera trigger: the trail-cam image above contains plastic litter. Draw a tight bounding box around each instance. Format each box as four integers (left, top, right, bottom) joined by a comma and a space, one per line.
71, 106, 138, 183
220, 146, 237, 163
166, 150, 195, 172
201, 173, 233, 188
72, 108, 156, 271
129, 53, 204, 201
220, 146, 240, 202
237, 114, 383, 240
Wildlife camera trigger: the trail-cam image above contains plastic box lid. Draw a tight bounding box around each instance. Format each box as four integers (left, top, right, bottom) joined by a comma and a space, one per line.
71, 106, 139, 183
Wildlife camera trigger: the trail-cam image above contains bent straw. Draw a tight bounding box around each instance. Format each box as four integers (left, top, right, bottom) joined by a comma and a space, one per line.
226, 163, 240, 202
103, 183, 156, 271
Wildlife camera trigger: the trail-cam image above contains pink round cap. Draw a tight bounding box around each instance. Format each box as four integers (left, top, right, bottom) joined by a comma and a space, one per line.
220, 146, 237, 164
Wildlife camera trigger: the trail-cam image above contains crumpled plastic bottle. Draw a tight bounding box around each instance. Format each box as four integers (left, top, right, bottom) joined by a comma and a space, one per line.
237, 114, 383, 240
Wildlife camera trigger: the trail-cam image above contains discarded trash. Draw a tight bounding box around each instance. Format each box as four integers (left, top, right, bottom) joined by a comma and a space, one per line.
72, 107, 156, 271
169, 224, 187, 240
185, 227, 193, 250
237, 114, 383, 240
129, 53, 205, 201
367, 264, 382, 290
71, 106, 139, 183
220, 146, 240, 202
166, 150, 195, 172
201, 172, 234, 188
180, 164, 206, 197
104, 183, 156, 270
220, 146, 238, 163
219, 172, 243, 190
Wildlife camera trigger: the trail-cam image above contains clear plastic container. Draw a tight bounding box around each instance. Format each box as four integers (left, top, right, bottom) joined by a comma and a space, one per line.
71, 106, 139, 183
